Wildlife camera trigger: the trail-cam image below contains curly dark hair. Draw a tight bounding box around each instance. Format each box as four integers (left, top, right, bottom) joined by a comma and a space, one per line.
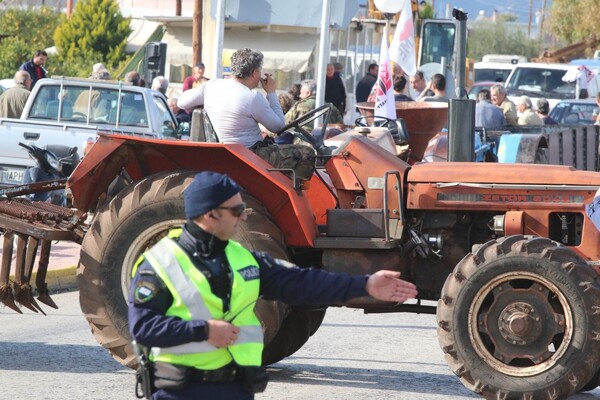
230, 48, 264, 79
278, 93, 294, 115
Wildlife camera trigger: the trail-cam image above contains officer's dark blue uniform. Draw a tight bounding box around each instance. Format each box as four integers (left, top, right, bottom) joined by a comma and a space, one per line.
128, 172, 371, 400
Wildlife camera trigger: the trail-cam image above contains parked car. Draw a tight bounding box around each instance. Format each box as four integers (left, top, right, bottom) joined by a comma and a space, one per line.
467, 81, 498, 100
549, 98, 599, 125
0, 78, 14, 92
0, 77, 180, 185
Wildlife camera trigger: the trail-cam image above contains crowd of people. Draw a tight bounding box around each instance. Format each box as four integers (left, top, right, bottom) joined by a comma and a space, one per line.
352, 61, 600, 130
3, 48, 599, 131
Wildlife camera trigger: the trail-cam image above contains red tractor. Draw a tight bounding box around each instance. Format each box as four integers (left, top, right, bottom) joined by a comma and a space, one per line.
2, 104, 600, 399
65, 100, 600, 398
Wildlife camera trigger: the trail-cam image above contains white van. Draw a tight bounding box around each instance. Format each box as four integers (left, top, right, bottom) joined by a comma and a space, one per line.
474, 54, 527, 83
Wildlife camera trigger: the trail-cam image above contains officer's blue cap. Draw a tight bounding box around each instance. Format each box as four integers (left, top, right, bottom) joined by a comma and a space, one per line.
184, 172, 240, 219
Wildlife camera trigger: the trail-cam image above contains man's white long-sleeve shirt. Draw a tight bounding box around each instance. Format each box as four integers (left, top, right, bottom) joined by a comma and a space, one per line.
178, 79, 285, 148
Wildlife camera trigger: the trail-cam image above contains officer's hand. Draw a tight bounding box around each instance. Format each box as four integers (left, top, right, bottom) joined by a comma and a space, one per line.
366, 270, 418, 303
206, 320, 241, 348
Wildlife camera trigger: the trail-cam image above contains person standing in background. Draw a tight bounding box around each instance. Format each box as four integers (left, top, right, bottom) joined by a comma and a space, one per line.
19, 50, 47, 89
325, 63, 346, 116
592, 93, 600, 126
419, 73, 448, 103
475, 89, 505, 129
288, 83, 301, 102
125, 71, 145, 87
355, 63, 378, 103
410, 71, 432, 100
393, 75, 413, 102
536, 98, 558, 125
0, 71, 32, 119
490, 84, 518, 125
152, 76, 170, 95
285, 79, 343, 128
168, 97, 191, 124
517, 96, 544, 126
183, 63, 209, 92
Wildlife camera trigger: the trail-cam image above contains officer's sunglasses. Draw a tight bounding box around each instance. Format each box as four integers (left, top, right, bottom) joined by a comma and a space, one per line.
216, 202, 247, 218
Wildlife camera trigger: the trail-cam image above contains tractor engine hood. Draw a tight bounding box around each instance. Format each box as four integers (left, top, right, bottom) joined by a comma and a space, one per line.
407, 162, 600, 187
406, 162, 600, 213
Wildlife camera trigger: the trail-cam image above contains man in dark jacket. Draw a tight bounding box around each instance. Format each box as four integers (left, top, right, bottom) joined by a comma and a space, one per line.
355, 63, 378, 103
325, 63, 346, 115
19, 50, 47, 89
129, 171, 418, 400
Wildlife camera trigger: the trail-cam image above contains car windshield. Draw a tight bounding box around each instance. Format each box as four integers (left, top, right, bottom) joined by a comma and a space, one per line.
506, 67, 575, 99
474, 68, 511, 83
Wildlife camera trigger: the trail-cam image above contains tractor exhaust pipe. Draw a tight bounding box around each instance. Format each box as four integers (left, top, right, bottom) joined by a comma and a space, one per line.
448, 8, 475, 162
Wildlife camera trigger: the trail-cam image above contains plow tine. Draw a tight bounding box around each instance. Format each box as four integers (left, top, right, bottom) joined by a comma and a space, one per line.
0, 232, 21, 313
24, 236, 40, 282
13, 234, 43, 314
36, 239, 57, 309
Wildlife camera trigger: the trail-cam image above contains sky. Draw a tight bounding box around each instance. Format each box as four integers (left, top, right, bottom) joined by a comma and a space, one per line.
431, 0, 553, 23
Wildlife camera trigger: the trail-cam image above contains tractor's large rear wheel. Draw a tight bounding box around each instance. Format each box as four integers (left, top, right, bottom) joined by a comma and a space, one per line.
78, 170, 324, 367
437, 235, 600, 399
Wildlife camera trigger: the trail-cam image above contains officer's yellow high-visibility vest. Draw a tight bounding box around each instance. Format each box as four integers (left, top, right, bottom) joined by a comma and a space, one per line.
141, 233, 263, 370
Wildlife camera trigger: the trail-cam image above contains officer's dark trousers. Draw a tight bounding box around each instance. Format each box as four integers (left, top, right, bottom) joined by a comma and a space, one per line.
152, 381, 253, 400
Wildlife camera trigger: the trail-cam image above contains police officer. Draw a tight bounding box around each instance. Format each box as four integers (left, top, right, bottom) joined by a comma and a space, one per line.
128, 171, 418, 399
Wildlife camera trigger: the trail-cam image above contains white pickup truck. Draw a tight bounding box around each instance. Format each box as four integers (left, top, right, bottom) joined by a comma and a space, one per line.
504, 62, 600, 111
0, 77, 179, 184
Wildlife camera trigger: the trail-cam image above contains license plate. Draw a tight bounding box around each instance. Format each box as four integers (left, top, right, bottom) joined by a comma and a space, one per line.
4, 169, 24, 183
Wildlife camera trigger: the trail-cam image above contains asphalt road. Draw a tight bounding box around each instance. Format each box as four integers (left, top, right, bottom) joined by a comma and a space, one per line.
2, 291, 600, 400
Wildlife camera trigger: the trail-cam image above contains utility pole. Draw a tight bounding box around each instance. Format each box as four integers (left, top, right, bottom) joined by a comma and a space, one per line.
176, 0, 182, 16
527, 0, 533, 37
192, 0, 203, 65
66, 0, 73, 18
539, 0, 547, 39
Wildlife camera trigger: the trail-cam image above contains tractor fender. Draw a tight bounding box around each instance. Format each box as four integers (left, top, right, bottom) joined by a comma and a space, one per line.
68, 134, 319, 247
497, 133, 548, 164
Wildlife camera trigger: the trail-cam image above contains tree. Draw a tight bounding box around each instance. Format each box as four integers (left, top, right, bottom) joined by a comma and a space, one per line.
467, 22, 540, 62
548, 0, 596, 43
53, 0, 131, 76
0, 8, 60, 78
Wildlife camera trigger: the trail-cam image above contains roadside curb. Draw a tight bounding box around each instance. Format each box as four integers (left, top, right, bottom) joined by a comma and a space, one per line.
10, 265, 78, 293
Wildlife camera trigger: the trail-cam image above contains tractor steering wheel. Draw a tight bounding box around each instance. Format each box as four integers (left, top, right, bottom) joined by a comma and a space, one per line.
355, 115, 396, 128
277, 104, 333, 152
354, 115, 408, 146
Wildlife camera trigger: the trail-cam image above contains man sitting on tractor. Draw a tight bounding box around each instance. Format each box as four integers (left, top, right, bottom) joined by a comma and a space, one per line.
178, 48, 316, 181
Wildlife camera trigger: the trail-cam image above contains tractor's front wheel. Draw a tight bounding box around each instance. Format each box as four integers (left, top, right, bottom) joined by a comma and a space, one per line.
78, 170, 323, 367
437, 235, 600, 399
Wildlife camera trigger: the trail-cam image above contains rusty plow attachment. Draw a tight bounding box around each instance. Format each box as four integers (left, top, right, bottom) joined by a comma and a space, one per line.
0, 199, 86, 314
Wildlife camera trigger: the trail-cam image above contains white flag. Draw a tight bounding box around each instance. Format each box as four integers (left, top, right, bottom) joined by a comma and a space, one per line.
374, 25, 396, 120
389, 0, 417, 77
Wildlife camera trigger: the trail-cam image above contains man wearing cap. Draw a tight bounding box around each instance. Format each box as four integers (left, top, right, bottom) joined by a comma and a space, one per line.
128, 171, 418, 399
182, 63, 209, 92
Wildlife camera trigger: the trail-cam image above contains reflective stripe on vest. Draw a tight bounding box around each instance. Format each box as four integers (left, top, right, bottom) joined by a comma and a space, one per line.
144, 236, 263, 369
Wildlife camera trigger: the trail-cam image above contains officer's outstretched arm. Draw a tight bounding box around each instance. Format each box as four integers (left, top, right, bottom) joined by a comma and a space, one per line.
365, 270, 418, 303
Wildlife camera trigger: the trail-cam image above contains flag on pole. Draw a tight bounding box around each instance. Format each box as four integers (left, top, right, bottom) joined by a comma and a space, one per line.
389, 0, 417, 77
374, 25, 396, 120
